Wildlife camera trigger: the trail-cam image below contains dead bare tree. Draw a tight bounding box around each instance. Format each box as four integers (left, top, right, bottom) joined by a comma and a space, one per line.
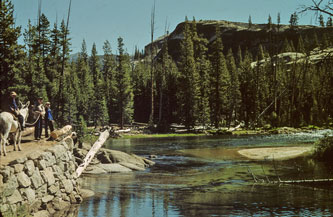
57, 0, 72, 123
299, 0, 333, 17
149, 0, 156, 128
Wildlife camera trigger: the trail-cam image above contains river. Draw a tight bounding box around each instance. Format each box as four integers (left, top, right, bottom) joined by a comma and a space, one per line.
76, 130, 333, 217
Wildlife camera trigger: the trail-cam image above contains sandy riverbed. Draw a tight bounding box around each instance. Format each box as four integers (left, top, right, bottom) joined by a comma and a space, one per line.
238, 146, 313, 160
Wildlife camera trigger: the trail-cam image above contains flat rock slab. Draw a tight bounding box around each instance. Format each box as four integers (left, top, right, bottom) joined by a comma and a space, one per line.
238, 146, 312, 160
84, 163, 132, 174
98, 163, 132, 173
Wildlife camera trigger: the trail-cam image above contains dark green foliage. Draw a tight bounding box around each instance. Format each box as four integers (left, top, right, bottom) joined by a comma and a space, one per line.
178, 18, 200, 128
209, 26, 230, 128
313, 135, 333, 161
289, 12, 298, 29
267, 14, 272, 30
319, 14, 325, 27
115, 37, 133, 128
327, 17, 333, 26
248, 15, 252, 29
0, 0, 24, 99
103, 40, 117, 124
226, 49, 241, 127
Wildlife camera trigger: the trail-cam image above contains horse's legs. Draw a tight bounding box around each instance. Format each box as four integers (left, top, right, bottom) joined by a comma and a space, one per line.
17, 131, 22, 151
2, 133, 8, 156
0, 134, 2, 156
13, 131, 18, 151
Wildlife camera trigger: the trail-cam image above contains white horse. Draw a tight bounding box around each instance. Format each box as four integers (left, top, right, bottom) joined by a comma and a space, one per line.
0, 101, 30, 156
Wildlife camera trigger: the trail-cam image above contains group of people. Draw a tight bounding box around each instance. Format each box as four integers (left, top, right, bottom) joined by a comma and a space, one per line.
7, 91, 55, 141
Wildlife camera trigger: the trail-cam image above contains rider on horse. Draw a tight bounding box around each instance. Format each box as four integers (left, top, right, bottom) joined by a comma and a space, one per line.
6, 91, 24, 131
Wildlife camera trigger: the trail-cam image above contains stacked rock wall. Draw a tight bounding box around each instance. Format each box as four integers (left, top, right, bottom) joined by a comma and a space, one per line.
0, 137, 82, 216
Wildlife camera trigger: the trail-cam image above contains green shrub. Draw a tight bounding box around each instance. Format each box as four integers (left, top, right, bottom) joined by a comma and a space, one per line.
313, 135, 333, 161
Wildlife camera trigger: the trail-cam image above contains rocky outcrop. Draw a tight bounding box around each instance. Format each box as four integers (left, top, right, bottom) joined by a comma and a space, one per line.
145, 20, 333, 64
0, 138, 82, 216
74, 143, 155, 175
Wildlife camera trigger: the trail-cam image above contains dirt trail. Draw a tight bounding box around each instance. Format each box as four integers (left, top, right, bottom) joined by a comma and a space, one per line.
0, 133, 57, 167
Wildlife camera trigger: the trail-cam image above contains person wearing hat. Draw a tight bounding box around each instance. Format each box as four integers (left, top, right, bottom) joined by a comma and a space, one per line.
7, 91, 24, 130
44, 102, 54, 138
33, 97, 45, 140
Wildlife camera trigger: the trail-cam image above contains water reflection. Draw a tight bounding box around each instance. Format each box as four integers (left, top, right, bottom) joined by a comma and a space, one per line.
78, 175, 180, 217
75, 132, 333, 217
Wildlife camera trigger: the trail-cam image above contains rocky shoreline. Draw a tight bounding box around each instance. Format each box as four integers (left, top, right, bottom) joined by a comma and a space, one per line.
73, 142, 155, 175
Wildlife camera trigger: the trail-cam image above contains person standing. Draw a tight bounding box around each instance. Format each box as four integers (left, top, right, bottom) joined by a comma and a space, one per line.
44, 102, 54, 138
34, 97, 45, 140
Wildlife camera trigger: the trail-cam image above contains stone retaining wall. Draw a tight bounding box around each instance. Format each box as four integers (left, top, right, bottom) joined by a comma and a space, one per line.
0, 137, 82, 216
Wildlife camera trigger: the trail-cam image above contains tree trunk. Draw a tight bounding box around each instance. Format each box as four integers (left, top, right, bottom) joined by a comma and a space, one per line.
76, 128, 110, 177
22, 127, 34, 137
50, 125, 72, 140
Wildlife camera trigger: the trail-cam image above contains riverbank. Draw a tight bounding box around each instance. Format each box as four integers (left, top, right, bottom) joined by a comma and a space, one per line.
114, 126, 331, 139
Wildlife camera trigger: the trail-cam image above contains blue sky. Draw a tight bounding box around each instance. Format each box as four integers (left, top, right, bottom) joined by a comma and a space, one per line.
11, 0, 318, 54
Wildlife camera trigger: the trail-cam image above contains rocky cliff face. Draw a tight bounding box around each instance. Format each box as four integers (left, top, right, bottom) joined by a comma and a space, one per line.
145, 20, 333, 61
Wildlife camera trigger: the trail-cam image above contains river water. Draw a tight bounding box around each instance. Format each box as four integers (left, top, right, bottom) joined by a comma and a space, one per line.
77, 130, 333, 217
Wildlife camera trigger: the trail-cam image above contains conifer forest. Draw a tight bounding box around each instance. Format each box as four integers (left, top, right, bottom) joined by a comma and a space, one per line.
1, 0, 333, 131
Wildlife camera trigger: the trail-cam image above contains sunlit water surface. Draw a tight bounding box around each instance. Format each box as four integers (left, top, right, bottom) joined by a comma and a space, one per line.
75, 130, 333, 217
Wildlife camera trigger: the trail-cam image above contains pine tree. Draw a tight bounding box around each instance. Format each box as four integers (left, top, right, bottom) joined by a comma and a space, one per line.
209, 26, 230, 128
191, 19, 211, 128
289, 12, 298, 29
248, 15, 252, 29
89, 43, 101, 86
226, 49, 241, 127
319, 14, 325, 27
23, 20, 39, 100
178, 17, 200, 128
327, 17, 333, 26
115, 37, 133, 128
102, 40, 117, 124
76, 40, 94, 122
267, 14, 272, 30
239, 48, 255, 127
0, 0, 25, 99
132, 59, 151, 123
62, 62, 79, 125
56, 19, 71, 123
277, 12, 281, 32
89, 43, 108, 126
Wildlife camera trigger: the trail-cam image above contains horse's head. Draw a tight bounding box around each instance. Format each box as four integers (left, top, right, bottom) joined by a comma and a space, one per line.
19, 101, 30, 124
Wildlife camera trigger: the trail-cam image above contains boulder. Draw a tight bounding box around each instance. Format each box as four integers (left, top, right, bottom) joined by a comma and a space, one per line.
33, 210, 50, 217
24, 160, 36, 176
17, 172, 31, 188
7, 190, 23, 204
97, 163, 132, 173
13, 164, 24, 173
97, 150, 113, 163
21, 187, 36, 203
31, 168, 44, 189
119, 162, 145, 171
83, 165, 107, 174
40, 167, 55, 186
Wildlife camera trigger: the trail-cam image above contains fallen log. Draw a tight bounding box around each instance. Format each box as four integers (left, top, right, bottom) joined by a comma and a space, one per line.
115, 129, 131, 133
273, 178, 333, 184
22, 127, 34, 137
50, 125, 72, 140
76, 128, 111, 177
